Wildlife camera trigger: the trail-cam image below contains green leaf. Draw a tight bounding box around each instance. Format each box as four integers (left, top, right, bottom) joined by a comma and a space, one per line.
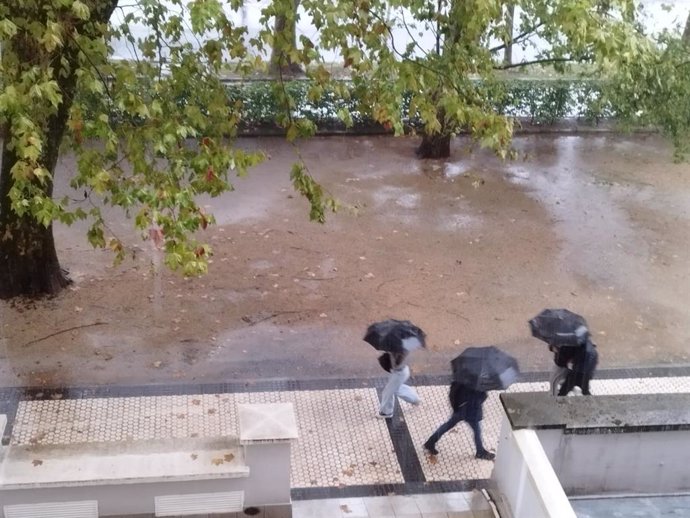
71, 0, 90, 20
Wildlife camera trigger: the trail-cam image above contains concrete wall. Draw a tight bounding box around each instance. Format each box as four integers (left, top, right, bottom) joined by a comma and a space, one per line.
1, 479, 244, 516
491, 415, 577, 518
243, 443, 292, 506
537, 428, 690, 496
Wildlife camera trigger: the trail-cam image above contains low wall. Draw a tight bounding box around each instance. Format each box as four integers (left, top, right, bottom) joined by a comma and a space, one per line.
492, 392, 690, 516
0, 402, 299, 517
491, 415, 577, 518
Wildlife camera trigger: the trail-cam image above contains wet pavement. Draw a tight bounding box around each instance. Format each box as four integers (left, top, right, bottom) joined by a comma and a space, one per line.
1, 134, 690, 388
2, 368, 690, 517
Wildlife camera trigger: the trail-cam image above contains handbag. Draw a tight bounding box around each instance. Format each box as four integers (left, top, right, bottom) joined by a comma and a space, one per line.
378, 353, 392, 372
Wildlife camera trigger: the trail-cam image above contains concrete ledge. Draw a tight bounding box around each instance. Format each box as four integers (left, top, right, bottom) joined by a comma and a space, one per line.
500, 392, 690, 433
0, 437, 248, 489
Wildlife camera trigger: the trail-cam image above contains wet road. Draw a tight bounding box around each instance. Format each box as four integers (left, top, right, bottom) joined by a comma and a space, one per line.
1, 134, 689, 387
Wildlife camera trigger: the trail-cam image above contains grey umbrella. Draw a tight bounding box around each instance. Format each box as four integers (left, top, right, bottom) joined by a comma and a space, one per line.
363, 319, 426, 354
451, 346, 520, 392
529, 308, 589, 348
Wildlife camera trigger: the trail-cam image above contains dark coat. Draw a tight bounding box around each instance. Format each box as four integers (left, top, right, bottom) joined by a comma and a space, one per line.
558, 340, 599, 395
448, 382, 488, 422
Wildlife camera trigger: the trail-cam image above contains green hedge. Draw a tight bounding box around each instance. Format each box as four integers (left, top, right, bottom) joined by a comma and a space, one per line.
226, 79, 615, 131
78, 78, 616, 134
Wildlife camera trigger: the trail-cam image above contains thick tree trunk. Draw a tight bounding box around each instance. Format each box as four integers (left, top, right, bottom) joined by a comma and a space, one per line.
0, 0, 118, 299
416, 133, 451, 159
0, 141, 69, 299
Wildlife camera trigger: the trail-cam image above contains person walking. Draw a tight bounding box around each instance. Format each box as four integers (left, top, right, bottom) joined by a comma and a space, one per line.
378, 349, 420, 418
555, 337, 599, 396
423, 381, 495, 460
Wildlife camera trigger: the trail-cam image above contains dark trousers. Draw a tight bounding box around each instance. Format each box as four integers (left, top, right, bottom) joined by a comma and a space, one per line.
426, 411, 485, 454
558, 370, 592, 396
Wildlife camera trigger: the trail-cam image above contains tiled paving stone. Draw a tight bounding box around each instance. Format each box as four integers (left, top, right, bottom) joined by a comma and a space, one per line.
401, 387, 501, 482
10, 388, 403, 489
232, 388, 404, 488
8, 375, 690, 497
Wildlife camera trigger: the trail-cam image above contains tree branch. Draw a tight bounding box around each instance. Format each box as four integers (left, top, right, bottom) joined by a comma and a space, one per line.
22, 322, 108, 347
65, 32, 114, 101
489, 22, 545, 54
494, 56, 588, 70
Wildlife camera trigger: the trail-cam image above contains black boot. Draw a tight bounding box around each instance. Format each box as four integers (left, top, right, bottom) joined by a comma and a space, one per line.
476, 449, 495, 460
423, 439, 439, 455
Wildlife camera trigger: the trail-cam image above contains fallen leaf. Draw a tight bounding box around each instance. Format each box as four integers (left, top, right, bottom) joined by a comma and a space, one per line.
342, 467, 355, 476
190, 454, 198, 460
32, 459, 43, 466
340, 504, 351, 513
224, 453, 235, 462
364, 272, 375, 278
207, 408, 217, 415
428, 455, 438, 465
211, 458, 224, 466
191, 399, 201, 406
29, 431, 47, 445
152, 361, 162, 368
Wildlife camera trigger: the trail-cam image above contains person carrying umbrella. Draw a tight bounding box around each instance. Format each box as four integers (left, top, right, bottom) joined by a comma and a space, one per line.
529, 309, 599, 396
364, 320, 426, 419
423, 346, 519, 461
554, 336, 599, 396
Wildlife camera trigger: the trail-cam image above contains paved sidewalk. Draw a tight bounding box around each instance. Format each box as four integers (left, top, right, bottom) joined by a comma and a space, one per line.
2, 371, 690, 517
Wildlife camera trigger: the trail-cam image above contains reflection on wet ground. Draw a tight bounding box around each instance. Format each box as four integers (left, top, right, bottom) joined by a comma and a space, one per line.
1, 134, 690, 388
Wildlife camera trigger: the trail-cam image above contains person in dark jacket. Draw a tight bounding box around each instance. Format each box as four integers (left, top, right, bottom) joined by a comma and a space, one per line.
556, 338, 599, 396
423, 382, 494, 460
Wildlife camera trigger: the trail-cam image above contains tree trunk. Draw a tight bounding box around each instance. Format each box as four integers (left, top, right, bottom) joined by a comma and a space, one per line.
0, 0, 118, 299
503, 4, 515, 66
683, 11, 690, 45
416, 133, 451, 159
0, 139, 69, 299
269, 0, 303, 76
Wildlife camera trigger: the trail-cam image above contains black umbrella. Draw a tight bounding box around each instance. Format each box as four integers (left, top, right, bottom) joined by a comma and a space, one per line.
529, 308, 589, 348
451, 346, 520, 391
363, 319, 426, 354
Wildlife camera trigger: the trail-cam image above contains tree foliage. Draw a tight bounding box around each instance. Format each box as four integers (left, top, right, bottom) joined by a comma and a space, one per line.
0, 0, 687, 298
604, 9, 690, 161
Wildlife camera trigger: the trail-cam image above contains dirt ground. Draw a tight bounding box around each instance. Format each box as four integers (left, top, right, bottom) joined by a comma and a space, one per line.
1, 134, 689, 388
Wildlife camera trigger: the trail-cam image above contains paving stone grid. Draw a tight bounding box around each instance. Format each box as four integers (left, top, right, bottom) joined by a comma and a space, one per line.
6, 375, 690, 491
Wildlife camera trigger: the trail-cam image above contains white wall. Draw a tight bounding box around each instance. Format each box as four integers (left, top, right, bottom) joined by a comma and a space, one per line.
243, 443, 292, 506
491, 415, 577, 518
537, 428, 690, 496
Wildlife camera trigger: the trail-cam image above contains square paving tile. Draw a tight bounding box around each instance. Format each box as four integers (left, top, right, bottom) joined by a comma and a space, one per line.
402, 386, 500, 481
233, 388, 404, 488
9, 375, 690, 498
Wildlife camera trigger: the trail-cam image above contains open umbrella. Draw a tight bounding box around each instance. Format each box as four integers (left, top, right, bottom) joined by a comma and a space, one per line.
529, 308, 589, 348
363, 319, 426, 354
451, 346, 520, 392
